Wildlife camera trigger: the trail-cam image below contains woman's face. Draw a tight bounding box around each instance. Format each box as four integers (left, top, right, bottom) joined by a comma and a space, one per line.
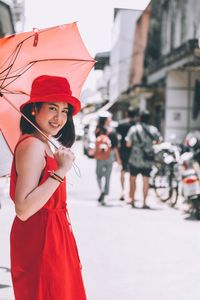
35, 102, 69, 136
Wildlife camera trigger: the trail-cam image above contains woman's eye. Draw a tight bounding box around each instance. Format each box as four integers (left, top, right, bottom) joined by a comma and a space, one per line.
63, 110, 69, 115
49, 107, 56, 111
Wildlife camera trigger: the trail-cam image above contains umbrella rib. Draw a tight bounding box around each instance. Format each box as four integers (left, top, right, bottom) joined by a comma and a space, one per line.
0, 42, 23, 90
0, 88, 29, 96
0, 62, 35, 91
0, 29, 55, 87
31, 58, 95, 63
0, 57, 94, 80
0, 57, 94, 90
0, 23, 76, 71
0, 42, 23, 71
0, 26, 58, 70
0, 22, 95, 86
0, 61, 36, 80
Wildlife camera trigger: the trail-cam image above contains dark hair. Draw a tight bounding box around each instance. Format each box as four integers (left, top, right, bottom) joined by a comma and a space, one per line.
140, 110, 151, 124
95, 116, 109, 137
20, 102, 75, 147
128, 107, 139, 119
98, 116, 107, 127
95, 125, 107, 137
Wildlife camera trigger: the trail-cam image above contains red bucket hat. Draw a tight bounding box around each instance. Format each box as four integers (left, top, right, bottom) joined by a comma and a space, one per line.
20, 75, 81, 115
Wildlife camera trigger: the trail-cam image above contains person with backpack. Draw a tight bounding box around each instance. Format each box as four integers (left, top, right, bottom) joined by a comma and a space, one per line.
95, 112, 121, 205
116, 107, 140, 201
126, 110, 162, 209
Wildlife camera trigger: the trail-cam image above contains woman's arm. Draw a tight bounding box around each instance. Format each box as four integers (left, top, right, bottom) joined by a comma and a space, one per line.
14, 138, 73, 221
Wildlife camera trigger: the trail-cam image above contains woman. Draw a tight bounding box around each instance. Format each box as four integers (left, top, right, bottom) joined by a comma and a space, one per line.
95, 112, 121, 205
9, 75, 86, 299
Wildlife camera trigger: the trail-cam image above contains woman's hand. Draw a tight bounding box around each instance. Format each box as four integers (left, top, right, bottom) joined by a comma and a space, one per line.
54, 147, 75, 175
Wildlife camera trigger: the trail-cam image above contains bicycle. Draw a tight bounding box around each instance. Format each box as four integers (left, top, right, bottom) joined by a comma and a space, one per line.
150, 143, 181, 207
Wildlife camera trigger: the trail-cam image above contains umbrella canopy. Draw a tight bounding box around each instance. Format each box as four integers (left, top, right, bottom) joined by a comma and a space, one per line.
0, 22, 95, 152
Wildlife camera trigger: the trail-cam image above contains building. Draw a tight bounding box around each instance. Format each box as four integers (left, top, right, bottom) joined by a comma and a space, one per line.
0, 0, 15, 36
11, 0, 25, 32
145, 0, 200, 142
94, 51, 110, 103
109, 8, 142, 119
127, 3, 153, 119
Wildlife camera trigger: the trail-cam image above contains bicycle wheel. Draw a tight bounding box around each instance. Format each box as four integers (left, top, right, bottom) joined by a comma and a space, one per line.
153, 167, 172, 202
169, 180, 179, 207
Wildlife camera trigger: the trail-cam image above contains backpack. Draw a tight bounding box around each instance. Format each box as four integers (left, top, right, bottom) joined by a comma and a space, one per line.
94, 134, 112, 160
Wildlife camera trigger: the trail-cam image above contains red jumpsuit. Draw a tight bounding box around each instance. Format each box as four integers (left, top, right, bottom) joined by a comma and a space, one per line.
10, 136, 87, 300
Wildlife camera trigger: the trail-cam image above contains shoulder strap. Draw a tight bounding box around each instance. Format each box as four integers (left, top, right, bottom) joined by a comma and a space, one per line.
141, 125, 155, 140
135, 125, 143, 145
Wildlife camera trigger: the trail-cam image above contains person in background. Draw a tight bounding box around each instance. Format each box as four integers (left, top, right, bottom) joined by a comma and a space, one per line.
126, 110, 162, 209
116, 107, 140, 201
95, 112, 121, 205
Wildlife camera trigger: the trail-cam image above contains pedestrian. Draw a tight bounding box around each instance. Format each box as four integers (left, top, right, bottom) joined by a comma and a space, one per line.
95, 111, 121, 205
126, 110, 162, 208
9, 75, 86, 300
116, 107, 139, 201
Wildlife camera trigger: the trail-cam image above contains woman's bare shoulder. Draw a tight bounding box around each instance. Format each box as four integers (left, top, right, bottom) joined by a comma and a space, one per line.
15, 136, 46, 161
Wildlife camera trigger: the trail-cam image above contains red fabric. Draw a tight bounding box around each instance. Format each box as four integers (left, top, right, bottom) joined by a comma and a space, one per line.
10, 136, 87, 300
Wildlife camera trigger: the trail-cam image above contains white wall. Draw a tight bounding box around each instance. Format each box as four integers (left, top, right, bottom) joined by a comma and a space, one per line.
165, 70, 200, 142
109, 9, 141, 101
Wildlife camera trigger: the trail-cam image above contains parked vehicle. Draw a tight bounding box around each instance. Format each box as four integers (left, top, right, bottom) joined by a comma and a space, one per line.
150, 142, 181, 207
82, 120, 97, 158
180, 136, 200, 219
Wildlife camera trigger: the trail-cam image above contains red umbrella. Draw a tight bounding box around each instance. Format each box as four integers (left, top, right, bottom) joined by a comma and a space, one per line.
0, 22, 95, 153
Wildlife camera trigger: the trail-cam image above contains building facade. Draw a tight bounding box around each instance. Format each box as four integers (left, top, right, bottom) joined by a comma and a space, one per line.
109, 8, 142, 103
0, 0, 25, 36
145, 0, 200, 142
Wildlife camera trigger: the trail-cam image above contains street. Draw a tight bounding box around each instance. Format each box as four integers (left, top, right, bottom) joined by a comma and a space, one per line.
0, 141, 200, 300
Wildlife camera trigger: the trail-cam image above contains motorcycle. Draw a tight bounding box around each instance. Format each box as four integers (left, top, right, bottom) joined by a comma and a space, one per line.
180, 137, 200, 219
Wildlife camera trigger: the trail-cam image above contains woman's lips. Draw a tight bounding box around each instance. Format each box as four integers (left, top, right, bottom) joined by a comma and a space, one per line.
49, 122, 60, 128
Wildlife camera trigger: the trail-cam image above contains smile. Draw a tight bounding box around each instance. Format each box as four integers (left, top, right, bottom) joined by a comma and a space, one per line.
49, 122, 60, 128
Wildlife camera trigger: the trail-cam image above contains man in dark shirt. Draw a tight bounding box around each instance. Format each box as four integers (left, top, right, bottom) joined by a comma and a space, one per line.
116, 107, 139, 201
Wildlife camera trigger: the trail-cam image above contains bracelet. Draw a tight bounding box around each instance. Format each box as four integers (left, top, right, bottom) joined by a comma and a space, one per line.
49, 174, 63, 184
48, 170, 64, 184
53, 172, 64, 182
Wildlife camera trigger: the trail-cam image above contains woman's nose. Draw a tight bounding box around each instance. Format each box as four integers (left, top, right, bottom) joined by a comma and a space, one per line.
53, 111, 61, 121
